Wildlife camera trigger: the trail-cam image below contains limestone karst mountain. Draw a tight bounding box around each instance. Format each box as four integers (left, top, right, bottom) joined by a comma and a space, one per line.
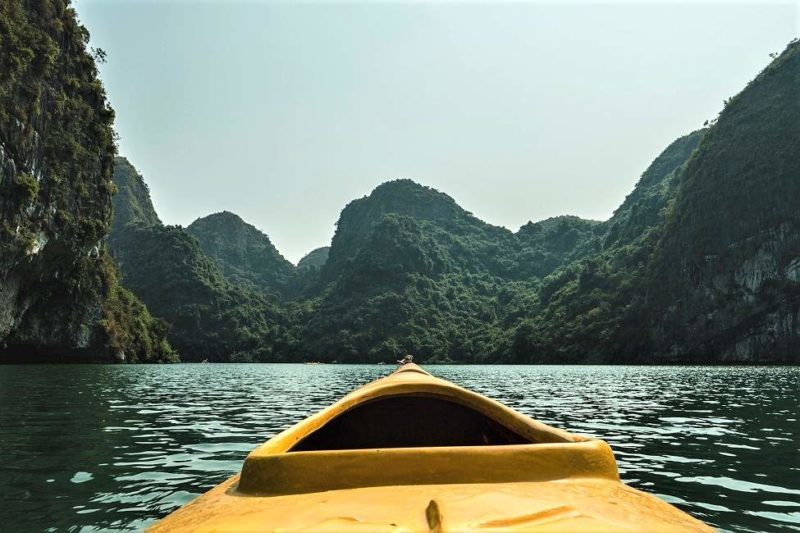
3, 0, 796, 364
510, 40, 800, 363
107, 32, 799, 365
0, 2, 173, 362
297, 247, 330, 271
645, 40, 800, 361
109, 163, 290, 362
186, 211, 295, 296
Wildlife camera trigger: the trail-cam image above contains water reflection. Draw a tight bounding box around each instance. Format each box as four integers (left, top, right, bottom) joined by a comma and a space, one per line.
0, 364, 797, 532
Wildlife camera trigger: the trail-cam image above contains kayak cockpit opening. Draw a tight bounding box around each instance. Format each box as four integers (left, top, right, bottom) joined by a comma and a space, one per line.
289, 395, 532, 451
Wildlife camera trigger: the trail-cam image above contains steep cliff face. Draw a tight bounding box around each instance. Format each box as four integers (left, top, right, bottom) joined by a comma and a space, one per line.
0, 1, 174, 362
504, 130, 721, 363
505, 43, 800, 364
186, 211, 294, 295
0, 0, 114, 358
646, 41, 800, 362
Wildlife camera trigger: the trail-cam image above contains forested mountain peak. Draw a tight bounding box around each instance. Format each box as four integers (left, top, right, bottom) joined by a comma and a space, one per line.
186, 211, 294, 294
332, 179, 476, 244
517, 215, 602, 235
513, 216, 604, 278
297, 246, 330, 271
360, 179, 465, 216
192, 210, 243, 225
325, 179, 509, 277
112, 157, 162, 230
102, 40, 799, 365
109, 174, 291, 361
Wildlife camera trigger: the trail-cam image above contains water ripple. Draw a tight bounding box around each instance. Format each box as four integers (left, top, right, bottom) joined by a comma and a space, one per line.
0, 364, 797, 532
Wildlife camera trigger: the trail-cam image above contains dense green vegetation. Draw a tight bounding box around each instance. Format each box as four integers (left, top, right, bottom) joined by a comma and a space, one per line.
511, 41, 800, 363
505, 130, 708, 363
293, 181, 603, 362
100, 253, 178, 363
186, 211, 295, 296
110, 170, 602, 362
515, 216, 605, 279
110, 223, 292, 361
643, 39, 800, 361
6, 4, 796, 364
108, 39, 799, 364
297, 247, 329, 271
323, 180, 600, 285
0, 0, 173, 362
603, 130, 705, 249
111, 157, 161, 229
109, 164, 292, 361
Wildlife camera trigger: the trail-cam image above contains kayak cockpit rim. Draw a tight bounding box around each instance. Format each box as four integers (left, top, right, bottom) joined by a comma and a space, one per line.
234, 364, 620, 495
289, 392, 534, 450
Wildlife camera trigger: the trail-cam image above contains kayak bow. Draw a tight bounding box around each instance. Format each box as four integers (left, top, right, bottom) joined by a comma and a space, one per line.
151, 363, 713, 532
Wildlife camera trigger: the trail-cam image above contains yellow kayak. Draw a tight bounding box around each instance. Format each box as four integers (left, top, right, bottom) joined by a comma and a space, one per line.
151, 363, 713, 532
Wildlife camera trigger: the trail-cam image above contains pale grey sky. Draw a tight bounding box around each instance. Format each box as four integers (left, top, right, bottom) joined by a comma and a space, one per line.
75, 0, 798, 263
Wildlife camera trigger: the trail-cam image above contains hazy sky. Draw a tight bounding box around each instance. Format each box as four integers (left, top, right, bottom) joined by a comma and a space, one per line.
75, 0, 797, 263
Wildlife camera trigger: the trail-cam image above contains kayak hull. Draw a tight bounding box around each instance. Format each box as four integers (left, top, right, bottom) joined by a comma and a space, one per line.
150, 364, 714, 532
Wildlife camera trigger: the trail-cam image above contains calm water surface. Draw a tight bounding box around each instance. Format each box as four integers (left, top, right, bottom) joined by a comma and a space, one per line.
0, 365, 798, 532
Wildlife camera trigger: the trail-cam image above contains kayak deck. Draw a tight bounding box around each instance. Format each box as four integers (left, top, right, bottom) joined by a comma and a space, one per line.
151, 476, 710, 532
150, 364, 713, 532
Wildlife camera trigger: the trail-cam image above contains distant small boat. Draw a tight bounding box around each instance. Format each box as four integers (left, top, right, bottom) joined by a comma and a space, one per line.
200, 359, 209, 364
304, 361, 324, 365
151, 363, 712, 531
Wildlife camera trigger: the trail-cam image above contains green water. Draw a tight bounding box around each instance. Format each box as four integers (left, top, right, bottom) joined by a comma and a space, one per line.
0, 364, 797, 532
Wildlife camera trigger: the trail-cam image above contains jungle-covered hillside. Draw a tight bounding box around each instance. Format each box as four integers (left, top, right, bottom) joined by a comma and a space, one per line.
3, 0, 797, 364
108, 41, 799, 364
